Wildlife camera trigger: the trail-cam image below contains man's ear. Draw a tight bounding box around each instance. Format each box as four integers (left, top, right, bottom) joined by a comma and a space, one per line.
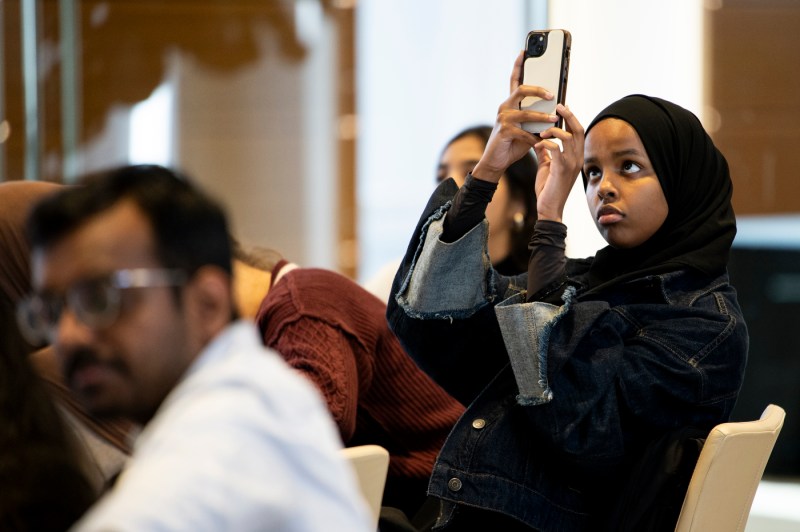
183, 266, 234, 345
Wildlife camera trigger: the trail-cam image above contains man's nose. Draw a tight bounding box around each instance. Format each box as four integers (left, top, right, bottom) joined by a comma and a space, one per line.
50, 307, 95, 347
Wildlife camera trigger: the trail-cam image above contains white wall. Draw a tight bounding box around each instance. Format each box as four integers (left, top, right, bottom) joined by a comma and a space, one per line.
75, 10, 342, 271
356, 0, 704, 280
175, 21, 339, 269
356, 0, 543, 282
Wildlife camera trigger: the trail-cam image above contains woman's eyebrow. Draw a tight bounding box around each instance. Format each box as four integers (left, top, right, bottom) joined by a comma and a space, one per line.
584, 149, 644, 166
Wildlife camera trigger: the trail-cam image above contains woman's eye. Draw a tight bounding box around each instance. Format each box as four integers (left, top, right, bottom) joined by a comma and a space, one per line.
621, 161, 642, 174
585, 167, 601, 180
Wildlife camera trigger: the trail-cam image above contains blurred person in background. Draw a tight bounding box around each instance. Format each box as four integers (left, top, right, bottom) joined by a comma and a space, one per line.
364, 125, 537, 301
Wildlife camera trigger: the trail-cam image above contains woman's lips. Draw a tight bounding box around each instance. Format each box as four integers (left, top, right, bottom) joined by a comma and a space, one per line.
597, 206, 623, 225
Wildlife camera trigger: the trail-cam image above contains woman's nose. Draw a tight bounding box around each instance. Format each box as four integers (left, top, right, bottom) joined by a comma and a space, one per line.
597, 175, 617, 200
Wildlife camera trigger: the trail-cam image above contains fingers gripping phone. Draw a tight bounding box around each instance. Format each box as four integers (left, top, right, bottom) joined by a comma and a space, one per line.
520, 29, 572, 134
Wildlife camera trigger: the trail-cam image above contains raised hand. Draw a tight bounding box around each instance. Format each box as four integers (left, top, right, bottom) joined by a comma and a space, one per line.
471, 51, 558, 184
533, 104, 585, 223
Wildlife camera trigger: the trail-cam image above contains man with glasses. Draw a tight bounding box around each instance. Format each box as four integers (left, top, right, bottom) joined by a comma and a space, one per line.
18, 165, 372, 531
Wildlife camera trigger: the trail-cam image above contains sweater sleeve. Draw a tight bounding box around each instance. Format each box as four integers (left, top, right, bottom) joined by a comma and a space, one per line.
441, 174, 498, 243
526, 220, 569, 303
261, 315, 360, 442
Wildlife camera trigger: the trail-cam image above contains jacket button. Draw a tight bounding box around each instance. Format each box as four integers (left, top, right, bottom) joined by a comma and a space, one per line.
471, 418, 486, 430
447, 477, 462, 492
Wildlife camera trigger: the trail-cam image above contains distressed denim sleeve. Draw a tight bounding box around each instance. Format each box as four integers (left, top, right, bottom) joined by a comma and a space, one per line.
495, 287, 575, 406
395, 212, 495, 320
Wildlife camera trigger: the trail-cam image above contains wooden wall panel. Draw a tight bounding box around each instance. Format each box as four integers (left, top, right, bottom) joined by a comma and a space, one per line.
2, 0, 356, 275
707, 0, 800, 214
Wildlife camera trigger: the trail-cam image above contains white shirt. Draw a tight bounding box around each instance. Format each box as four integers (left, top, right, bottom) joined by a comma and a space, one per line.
73, 321, 373, 532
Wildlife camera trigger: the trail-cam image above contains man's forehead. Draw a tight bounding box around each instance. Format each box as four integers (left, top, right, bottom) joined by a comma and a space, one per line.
32, 201, 158, 289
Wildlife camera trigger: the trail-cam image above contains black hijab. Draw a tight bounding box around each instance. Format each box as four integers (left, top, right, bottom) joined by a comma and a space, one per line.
577, 94, 736, 293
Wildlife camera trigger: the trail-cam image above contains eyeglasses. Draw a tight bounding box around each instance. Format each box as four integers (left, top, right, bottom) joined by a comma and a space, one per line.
16, 268, 187, 345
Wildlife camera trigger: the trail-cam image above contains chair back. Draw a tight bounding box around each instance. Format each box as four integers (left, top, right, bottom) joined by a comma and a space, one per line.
341, 444, 390, 528
674, 404, 786, 532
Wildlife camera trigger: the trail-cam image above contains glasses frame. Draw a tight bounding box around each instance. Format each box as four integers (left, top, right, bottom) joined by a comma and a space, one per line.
17, 268, 187, 345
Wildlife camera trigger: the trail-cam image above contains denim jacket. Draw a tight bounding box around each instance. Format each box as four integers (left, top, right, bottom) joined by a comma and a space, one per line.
387, 180, 748, 531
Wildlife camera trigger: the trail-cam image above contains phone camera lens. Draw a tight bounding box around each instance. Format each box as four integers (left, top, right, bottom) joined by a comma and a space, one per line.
528, 33, 547, 57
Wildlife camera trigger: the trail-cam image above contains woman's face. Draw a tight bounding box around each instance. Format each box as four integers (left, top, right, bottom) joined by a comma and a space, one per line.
584, 118, 668, 249
437, 135, 521, 258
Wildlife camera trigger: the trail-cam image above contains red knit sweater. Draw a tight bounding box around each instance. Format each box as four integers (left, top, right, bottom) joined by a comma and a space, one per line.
255, 267, 464, 513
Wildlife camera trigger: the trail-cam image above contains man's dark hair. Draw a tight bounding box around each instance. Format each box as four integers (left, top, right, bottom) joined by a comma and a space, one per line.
27, 164, 233, 278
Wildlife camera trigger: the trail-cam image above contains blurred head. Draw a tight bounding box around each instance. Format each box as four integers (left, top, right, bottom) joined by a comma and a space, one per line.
21, 165, 235, 424
437, 125, 538, 274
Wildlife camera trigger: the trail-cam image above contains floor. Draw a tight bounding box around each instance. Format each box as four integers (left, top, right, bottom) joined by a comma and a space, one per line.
746, 478, 800, 531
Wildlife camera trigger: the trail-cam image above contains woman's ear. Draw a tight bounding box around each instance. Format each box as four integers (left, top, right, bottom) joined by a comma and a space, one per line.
183, 266, 234, 345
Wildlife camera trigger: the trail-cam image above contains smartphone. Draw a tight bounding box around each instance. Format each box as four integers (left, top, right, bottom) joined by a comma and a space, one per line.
520, 29, 571, 134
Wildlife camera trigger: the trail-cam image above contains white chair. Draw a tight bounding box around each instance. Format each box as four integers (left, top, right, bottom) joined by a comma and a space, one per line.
675, 404, 786, 532
341, 444, 390, 528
